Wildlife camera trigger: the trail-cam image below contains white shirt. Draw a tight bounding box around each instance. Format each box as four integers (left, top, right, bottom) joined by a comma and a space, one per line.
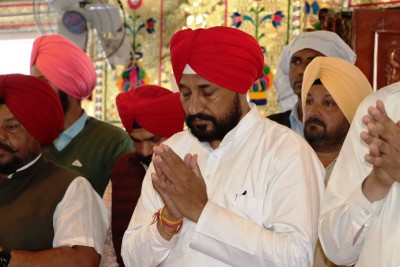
122, 105, 325, 267
54, 177, 110, 256
8, 155, 109, 256
289, 102, 305, 138
319, 82, 400, 267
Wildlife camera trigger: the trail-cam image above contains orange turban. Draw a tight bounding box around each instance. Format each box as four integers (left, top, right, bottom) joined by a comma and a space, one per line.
170, 26, 264, 94
302, 57, 372, 123
116, 85, 185, 138
0, 74, 64, 146
30, 34, 96, 100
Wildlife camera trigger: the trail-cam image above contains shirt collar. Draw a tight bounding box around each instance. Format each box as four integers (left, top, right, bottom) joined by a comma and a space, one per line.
8, 154, 42, 179
289, 102, 304, 138
53, 111, 87, 151
218, 103, 261, 147
62, 110, 88, 139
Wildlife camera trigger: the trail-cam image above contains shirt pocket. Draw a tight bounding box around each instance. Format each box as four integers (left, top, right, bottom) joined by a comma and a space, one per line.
219, 190, 264, 225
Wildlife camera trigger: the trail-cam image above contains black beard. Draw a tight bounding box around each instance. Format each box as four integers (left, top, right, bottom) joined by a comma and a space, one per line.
0, 148, 37, 175
138, 154, 152, 166
185, 93, 242, 142
304, 116, 349, 151
58, 90, 70, 113
304, 116, 328, 148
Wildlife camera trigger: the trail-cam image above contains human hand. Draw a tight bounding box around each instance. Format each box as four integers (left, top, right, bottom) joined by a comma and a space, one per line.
360, 100, 400, 185
361, 100, 400, 201
151, 144, 208, 222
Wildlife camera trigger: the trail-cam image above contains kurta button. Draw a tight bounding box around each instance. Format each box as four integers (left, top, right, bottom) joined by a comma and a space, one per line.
364, 210, 369, 216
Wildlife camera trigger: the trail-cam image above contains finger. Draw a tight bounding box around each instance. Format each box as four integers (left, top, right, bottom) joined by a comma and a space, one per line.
360, 131, 373, 145
364, 153, 385, 168
158, 145, 192, 183
362, 114, 372, 126
152, 155, 168, 182
189, 154, 202, 178
183, 153, 192, 167
153, 144, 165, 157
375, 100, 386, 115
369, 143, 380, 157
366, 121, 379, 138
367, 101, 391, 128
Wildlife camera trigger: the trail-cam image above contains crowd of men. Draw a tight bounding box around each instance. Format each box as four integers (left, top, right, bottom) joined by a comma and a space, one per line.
0, 23, 399, 267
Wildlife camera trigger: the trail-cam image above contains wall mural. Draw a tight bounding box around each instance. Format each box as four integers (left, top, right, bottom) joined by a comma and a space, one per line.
1, 0, 400, 122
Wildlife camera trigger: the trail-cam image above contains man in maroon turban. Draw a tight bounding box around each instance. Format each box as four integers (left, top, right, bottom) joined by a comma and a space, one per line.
122, 26, 324, 267
108, 85, 184, 266
0, 74, 109, 266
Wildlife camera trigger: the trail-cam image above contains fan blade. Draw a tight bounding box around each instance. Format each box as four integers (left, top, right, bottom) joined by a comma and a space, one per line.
107, 32, 132, 66
48, 0, 81, 11
85, 4, 122, 33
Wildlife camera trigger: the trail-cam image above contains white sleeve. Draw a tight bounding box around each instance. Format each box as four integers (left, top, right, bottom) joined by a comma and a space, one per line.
318, 96, 385, 265
190, 140, 324, 267
102, 181, 119, 267
121, 164, 178, 267
122, 133, 325, 267
53, 176, 110, 256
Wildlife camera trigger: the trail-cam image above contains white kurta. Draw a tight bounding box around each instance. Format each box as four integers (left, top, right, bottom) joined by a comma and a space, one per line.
122, 105, 325, 267
53, 177, 109, 256
319, 82, 400, 267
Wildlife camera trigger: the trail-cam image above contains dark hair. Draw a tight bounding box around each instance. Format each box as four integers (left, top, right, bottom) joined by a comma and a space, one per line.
58, 90, 69, 113
313, 79, 323, 85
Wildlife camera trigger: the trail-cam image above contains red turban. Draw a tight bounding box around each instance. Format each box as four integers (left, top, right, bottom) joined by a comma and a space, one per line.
30, 34, 96, 100
116, 85, 185, 138
170, 26, 264, 94
0, 74, 64, 146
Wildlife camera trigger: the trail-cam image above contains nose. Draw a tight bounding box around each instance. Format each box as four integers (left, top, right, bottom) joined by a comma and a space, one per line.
0, 128, 7, 142
138, 141, 153, 157
187, 94, 203, 115
306, 103, 321, 118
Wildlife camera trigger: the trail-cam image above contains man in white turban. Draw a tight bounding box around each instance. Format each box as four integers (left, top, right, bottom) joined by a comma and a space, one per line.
268, 31, 356, 138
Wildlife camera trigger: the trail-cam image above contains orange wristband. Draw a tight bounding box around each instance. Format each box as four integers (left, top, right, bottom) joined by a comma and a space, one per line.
160, 206, 183, 227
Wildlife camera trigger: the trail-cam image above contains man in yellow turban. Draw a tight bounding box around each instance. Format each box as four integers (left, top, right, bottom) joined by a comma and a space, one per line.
301, 57, 372, 267
0, 74, 108, 266
302, 56, 372, 182
319, 80, 400, 267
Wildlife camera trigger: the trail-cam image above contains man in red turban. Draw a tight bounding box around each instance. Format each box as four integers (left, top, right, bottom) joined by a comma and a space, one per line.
110, 85, 184, 266
122, 26, 325, 267
0, 74, 109, 266
30, 34, 134, 197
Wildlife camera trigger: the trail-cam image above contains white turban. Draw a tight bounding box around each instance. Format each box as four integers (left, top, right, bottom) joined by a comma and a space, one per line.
274, 31, 356, 112
301, 57, 372, 123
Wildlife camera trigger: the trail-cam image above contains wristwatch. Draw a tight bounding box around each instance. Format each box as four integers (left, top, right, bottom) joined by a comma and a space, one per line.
0, 249, 11, 267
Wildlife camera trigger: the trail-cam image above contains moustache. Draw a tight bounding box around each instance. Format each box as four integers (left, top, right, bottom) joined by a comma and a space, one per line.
0, 142, 18, 153
186, 113, 216, 123
305, 117, 326, 128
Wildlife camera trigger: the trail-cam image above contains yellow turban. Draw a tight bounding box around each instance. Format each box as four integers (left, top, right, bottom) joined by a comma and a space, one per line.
302, 57, 372, 123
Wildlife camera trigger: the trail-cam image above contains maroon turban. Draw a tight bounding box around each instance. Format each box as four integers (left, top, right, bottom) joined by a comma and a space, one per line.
30, 34, 96, 100
170, 26, 264, 94
116, 85, 185, 138
0, 74, 64, 146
